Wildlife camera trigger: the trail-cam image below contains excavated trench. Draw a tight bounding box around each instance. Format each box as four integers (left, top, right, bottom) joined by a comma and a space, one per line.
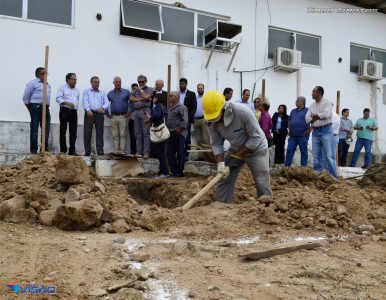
125, 178, 213, 209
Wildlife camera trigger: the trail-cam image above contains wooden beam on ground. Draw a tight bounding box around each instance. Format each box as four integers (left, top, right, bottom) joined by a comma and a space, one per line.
239, 240, 322, 260
41, 45, 49, 153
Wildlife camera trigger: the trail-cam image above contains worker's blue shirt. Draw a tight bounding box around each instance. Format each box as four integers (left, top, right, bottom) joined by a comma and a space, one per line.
289, 107, 309, 137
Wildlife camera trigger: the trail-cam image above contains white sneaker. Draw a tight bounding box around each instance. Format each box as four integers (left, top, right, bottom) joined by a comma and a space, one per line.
154, 174, 169, 179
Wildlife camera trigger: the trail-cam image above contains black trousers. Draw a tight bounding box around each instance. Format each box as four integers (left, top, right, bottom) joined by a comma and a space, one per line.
167, 133, 185, 176
128, 119, 136, 155
152, 141, 169, 175
28, 104, 50, 154
59, 107, 78, 154
273, 133, 286, 164
84, 112, 104, 155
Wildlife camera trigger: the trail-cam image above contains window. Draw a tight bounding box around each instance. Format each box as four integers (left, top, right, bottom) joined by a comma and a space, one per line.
120, 0, 229, 48
350, 44, 386, 77
0, 0, 73, 26
0, 0, 23, 18
268, 27, 321, 66
161, 7, 194, 45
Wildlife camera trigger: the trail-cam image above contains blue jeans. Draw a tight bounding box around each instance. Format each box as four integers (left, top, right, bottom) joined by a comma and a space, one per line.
167, 133, 186, 176
338, 139, 350, 166
312, 125, 337, 178
28, 104, 50, 154
350, 138, 373, 167
285, 136, 309, 166
323, 135, 338, 174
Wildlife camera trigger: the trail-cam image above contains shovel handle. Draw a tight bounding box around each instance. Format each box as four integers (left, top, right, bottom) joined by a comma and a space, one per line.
182, 166, 229, 210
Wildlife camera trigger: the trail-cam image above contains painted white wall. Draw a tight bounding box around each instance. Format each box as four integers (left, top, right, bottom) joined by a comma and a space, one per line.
0, 0, 385, 153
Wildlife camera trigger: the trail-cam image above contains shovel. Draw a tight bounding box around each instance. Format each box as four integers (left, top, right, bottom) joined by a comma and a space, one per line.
182, 166, 230, 210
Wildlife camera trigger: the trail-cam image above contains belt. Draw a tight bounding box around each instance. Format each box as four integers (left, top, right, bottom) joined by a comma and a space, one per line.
89, 110, 103, 114
313, 123, 332, 129
195, 116, 204, 119
134, 107, 149, 110
334, 134, 338, 136
112, 112, 127, 116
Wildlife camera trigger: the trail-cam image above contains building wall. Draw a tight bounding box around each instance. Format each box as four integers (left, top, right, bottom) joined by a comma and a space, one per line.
0, 0, 385, 156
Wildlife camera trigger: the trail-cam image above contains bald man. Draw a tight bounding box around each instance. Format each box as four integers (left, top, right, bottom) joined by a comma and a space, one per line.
107, 77, 131, 152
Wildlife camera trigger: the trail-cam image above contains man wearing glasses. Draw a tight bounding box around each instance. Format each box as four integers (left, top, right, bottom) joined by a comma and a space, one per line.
56, 73, 80, 155
130, 75, 154, 159
22, 67, 51, 154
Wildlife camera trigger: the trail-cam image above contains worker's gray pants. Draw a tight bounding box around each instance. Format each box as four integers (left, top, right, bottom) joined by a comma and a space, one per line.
216, 149, 272, 203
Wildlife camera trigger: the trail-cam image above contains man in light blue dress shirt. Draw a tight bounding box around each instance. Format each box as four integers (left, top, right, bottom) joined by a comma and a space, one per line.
56, 73, 80, 155
82, 76, 109, 156
22, 67, 51, 154
235, 89, 254, 112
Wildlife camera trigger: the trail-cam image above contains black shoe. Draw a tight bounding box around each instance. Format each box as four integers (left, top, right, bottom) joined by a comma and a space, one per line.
68, 152, 80, 156
84, 153, 91, 156
361, 165, 369, 169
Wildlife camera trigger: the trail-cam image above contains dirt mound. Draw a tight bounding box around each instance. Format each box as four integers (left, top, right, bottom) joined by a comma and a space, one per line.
359, 164, 386, 191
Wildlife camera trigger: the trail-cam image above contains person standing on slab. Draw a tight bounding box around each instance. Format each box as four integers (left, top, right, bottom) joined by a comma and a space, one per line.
338, 108, 353, 167
107, 76, 131, 153
193, 83, 210, 155
56, 73, 79, 155
305, 86, 336, 178
167, 92, 188, 177
130, 75, 154, 159
350, 108, 378, 169
203, 91, 272, 203
82, 76, 109, 156
22, 67, 51, 154
178, 78, 197, 160
271, 104, 289, 165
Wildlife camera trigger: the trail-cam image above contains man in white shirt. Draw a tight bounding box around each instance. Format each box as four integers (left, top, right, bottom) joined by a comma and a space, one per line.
193, 84, 209, 159
56, 73, 79, 155
305, 86, 337, 178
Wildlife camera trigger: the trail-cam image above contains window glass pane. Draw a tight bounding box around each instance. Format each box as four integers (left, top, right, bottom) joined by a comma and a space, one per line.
372, 49, 386, 77
0, 0, 23, 18
197, 29, 204, 47
121, 0, 163, 32
198, 14, 217, 30
161, 7, 194, 45
28, 0, 72, 25
296, 34, 320, 65
350, 45, 370, 73
268, 28, 293, 59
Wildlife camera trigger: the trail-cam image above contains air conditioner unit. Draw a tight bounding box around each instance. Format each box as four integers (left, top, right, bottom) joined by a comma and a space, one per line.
358, 60, 382, 81
273, 47, 301, 72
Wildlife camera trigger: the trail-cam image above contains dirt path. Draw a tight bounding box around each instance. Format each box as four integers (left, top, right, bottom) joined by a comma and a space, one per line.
1, 221, 385, 300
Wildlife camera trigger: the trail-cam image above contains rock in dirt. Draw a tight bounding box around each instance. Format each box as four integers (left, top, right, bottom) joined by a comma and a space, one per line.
0, 196, 37, 223
275, 199, 289, 212
64, 188, 80, 203
258, 195, 272, 204
56, 156, 89, 185
326, 218, 338, 227
39, 209, 56, 226
53, 199, 103, 230
88, 288, 107, 297
301, 217, 314, 227
108, 219, 131, 233
370, 219, 386, 231
260, 207, 279, 225
336, 204, 347, 216
357, 224, 376, 233
28, 189, 49, 205
114, 287, 145, 300
93, 181, 106, 194
131, 253, 150, 262
48, 199, 63, 210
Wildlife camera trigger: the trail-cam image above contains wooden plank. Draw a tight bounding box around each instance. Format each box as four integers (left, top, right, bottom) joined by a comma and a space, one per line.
239, 240, 322, 260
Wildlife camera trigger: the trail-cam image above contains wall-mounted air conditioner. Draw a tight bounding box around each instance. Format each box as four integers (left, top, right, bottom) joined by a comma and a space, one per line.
358, 60, 383, 81
273, 47, 301, 72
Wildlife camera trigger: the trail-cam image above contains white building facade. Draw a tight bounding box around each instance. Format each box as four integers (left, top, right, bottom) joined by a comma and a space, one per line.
0, 0, 385, 161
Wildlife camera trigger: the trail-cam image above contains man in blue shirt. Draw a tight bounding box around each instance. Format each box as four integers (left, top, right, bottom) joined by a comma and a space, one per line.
235, 89, 254, 112
82, 76, 109, 156
107, 77, 131, 153
22, 67, 51, 154
285, 96, 311, 167
56, 73, 80, 155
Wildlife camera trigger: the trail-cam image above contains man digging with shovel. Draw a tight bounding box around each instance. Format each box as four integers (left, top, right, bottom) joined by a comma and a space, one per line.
203, 91, 272, 203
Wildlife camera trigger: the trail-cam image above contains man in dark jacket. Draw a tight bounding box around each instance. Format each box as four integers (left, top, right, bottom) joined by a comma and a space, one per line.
179, 78, 197, 159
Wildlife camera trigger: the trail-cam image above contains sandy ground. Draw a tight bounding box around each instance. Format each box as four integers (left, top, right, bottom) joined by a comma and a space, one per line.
1, 209, 386, 300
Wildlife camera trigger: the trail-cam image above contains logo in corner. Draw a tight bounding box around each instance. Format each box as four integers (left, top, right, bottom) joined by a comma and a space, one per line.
6, 282, 20, 294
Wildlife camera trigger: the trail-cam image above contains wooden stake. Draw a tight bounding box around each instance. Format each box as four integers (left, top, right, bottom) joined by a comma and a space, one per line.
167, 64, 171, 110
41, 45, 49, 153
261, 79, 266, 102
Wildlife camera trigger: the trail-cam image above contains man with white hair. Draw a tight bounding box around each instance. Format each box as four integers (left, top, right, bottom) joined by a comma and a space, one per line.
107, 76, 131, 152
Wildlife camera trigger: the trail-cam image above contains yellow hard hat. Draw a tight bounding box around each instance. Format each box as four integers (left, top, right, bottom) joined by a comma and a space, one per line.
202, 91, 225, 121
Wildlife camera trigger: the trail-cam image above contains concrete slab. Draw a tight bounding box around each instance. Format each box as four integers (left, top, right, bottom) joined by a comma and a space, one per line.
337, 167, 366, 179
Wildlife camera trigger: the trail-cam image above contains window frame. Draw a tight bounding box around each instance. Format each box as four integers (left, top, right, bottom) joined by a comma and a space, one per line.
120, 0, 230, 49
0, 0, 75, 28
350, 42, 386, 77
268, 26, 322, 67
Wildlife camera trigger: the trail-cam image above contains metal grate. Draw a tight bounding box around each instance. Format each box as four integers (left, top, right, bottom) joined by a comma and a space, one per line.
367, 62, 376, 76
281, 50, 293, 66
